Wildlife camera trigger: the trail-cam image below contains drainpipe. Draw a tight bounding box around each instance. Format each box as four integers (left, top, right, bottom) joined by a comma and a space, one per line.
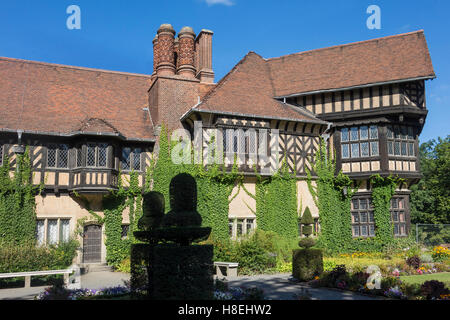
320, 123, 332, 162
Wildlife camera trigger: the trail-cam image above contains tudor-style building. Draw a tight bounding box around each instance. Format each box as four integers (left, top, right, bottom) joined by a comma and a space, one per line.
0, 24, 435, 263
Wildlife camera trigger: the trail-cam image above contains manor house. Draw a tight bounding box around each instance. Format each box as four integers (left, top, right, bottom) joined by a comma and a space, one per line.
0, 24, 435, 264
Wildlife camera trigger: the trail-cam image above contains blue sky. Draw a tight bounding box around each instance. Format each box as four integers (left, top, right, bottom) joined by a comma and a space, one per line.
0, 0, 448, 142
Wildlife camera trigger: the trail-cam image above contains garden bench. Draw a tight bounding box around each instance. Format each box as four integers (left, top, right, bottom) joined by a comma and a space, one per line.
0, 268, 74, 289
214, 262, 239, 278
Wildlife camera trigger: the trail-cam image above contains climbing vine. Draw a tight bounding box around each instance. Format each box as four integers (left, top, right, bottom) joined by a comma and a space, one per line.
252, 160, 299, 239
370, 174, 403, 245
0, 148, 42, 245
306, 139, 355, 252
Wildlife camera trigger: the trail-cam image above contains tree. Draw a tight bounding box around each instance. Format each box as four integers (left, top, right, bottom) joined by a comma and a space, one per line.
410, 136, 450, 224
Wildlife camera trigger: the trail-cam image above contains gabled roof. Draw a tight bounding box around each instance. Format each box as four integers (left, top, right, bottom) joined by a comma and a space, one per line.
0, 57, 155, 141
183, 30, 435, 123
184, 52, 327, 124
267, 30, 436, 97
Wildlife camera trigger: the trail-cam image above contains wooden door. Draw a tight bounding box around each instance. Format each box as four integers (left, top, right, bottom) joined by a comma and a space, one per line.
83, 225, 102, 263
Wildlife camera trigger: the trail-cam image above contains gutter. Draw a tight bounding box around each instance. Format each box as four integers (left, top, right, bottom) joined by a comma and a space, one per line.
0, 128, 156, 143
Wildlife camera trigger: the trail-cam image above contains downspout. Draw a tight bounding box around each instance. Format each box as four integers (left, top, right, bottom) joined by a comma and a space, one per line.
320, 122, 333, 162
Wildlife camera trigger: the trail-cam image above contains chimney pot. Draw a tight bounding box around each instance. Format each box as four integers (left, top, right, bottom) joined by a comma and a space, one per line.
177, 26, 196, 78
156, 24, 176, 76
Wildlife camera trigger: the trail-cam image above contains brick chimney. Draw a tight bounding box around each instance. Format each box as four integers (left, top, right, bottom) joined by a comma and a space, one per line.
156, 24, 176, 76
195, 29, 215, 83
152, 35, 158, 78
177, 26, 196, 78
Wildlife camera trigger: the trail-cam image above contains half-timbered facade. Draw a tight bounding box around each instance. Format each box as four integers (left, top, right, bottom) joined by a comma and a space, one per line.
0, 25, 435, 262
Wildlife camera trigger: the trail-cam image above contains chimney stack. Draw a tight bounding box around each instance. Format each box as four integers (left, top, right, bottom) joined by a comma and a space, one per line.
152, 35, 159, 78
156, 24, 176, 76
177, 26, 196, 78
195, 29, 215, 83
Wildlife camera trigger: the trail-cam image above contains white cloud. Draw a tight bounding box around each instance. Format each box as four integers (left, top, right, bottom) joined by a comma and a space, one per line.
204, 0, 235, 6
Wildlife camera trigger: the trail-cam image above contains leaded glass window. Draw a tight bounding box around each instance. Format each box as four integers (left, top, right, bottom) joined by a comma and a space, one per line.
47, 219, 58, 245
387, 126, 416, 157
86, 143, 110, 168
340, 125, 379, 159
121, 147, 142, 171
351, 197, 375, 238
391, 197, 407, 237
121, 225, 129, 239
47, 145, 69, 168
87, 144, 96, 167
47, 146, 57, 168
122, 148, 131, 170
36, 220, 45, 246
77, 147, 83, 167
59, 219, 70, 243
133, 148, 141, 171
98, 144, 108, 167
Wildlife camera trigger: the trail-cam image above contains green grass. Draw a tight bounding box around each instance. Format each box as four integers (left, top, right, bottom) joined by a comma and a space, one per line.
400, 272, 450, 286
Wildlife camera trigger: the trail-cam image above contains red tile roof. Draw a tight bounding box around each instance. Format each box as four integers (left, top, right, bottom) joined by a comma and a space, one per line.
188, 52, 327, 124
0, 57, 155, 141
267, 30, 436, 97
188, 30, 434, 122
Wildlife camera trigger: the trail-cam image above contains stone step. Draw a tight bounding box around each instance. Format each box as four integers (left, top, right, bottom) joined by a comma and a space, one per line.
81, 263, 113, 273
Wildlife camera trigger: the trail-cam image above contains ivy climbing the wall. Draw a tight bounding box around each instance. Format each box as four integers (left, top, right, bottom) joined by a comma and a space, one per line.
306, 139, 355, 253
306, 138, 405, 253
0, 148, 42, 245
252, 161, 299, 239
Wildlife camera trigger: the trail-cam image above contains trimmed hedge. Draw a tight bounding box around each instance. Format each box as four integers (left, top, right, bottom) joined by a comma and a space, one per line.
292, 248, 323, 281
0, 239, 79, 273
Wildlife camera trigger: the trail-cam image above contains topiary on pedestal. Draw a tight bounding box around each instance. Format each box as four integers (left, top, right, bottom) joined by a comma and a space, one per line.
131, 173, 214, 300
292, 207, 323, 281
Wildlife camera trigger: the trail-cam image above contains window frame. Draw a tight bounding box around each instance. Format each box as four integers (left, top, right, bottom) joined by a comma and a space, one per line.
121, 147, 142, 172
228, 217, 256, 239
36, 218, 71, 246
86, 143, 109, 168
46, 144, 70, 169
351, 197, 376, 238
386, 125, 416, 158
390, 197, 408, 237
341, 125, 380, 160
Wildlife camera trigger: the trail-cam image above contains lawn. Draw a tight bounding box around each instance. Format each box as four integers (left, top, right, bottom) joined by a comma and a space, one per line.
400, 272, 450, 286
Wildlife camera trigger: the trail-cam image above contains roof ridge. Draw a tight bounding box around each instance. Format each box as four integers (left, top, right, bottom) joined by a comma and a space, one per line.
197, 51, 261, 108
266, 30, 425, 62
0, 56, 152, 78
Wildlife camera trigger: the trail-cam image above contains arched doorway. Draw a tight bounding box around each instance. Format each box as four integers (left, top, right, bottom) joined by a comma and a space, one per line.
83, 224, 102, 263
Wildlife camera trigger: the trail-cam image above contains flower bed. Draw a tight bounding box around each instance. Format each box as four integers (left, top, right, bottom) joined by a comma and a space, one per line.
308, 264, 450, 300
35, 285, 132, 300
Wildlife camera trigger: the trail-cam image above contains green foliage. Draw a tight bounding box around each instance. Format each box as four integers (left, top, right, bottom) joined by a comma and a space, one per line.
0, 148, 42, 245
292, 248, 323, 281
103, 171, 144, 268
370, 174, 402, 245
254, 160, 299, 239
0, 239, 79, 273
410, 136, 450, 224
306, 139, 354, 252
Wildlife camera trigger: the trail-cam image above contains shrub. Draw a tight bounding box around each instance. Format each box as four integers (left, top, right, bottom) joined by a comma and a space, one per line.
235, 237, 276, 274
115, 258, 131, 273
0, 239, 79, 273
420, 253, 433, 263
292, 249, 323, 282
406, 255, 421, 269
420, 280, 449, 300
323, 260, 337, 272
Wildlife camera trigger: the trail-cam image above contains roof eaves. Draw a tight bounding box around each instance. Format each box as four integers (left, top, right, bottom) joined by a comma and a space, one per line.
274, 75, 436, 99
